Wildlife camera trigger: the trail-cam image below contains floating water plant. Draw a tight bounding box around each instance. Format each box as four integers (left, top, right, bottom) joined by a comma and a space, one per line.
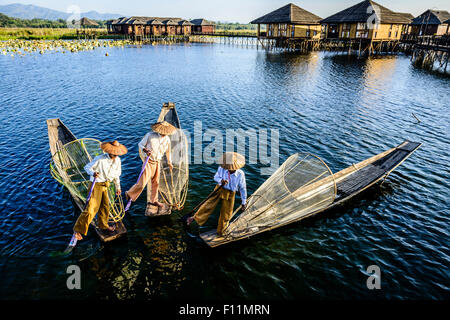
0, 39, 134, 57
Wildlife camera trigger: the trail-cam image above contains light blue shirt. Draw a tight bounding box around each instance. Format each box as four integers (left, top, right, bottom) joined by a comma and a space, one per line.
213, 166, 247, 205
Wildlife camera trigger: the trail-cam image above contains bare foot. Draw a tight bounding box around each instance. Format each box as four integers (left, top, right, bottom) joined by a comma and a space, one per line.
107, 225, 116, 232
186, 216, 194, 226
154, 201, 164, 208
74, 232, 83, 240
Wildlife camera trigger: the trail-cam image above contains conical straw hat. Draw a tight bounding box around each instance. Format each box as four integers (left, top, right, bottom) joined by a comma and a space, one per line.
100, 140, 128, 156
151, 121, 176, 135
219, 152, 245, 170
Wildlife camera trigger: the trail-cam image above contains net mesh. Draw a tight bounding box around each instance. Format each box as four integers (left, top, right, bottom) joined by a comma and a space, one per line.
157, 128, 189, 210
50, 138, 125, 222
224, 153, 336, 238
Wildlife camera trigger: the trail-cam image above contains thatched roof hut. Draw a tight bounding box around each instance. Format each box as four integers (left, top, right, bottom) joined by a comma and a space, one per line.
190, 19, 216, 26
114, 17, 133, 25
409, 10, 450, 36
111, 16, 183, 25
107, 16, 211, 35
321, 0, 411, 24
250, 3, 322, 39
129, 17, 149, 25
411, 10, 450, 25
397, 12, 414, 23
162, 19, 180, 26
178, 20, 193, 26
148, 19, 163, 25
190, 19, 216, 33
79, 17, 99, 27
250, 3, 322, 25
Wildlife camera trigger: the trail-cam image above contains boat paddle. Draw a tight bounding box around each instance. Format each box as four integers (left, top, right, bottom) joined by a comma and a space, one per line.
125, 154, 150, 211
64, 177, 97, 253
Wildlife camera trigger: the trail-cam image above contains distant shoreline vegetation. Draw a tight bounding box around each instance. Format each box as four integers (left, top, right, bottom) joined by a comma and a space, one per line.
0, 28, 111, 40
0, 13, 257, 39
0, 13, 106, 29
215, 22, 257, 31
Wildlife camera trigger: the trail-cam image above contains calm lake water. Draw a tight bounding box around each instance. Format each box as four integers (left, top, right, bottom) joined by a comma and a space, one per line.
0, 42, 448, 300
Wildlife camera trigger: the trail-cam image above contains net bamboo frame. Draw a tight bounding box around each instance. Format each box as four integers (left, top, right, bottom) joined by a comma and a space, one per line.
50, 138, 125, 222
224, 153, 336, 238
149, 128, 189, 210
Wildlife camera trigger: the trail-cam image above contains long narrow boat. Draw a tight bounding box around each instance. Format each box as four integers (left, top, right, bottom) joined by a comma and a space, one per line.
200, 140, 421, 247
145, 102, 189, 216
47, 118, 126, 242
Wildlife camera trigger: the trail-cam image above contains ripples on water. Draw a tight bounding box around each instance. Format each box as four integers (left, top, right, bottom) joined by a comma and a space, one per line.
0, 43, 448, 299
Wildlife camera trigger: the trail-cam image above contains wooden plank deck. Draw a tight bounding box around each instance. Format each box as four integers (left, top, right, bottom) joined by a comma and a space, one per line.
333, 141, 421, 203
145, 203, 172, 217
93, 220, 127, 242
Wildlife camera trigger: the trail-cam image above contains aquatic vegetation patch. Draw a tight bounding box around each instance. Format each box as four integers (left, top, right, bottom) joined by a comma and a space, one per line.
0, 39, 134, 57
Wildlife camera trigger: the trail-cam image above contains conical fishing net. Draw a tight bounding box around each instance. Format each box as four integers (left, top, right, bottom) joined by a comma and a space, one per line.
225, 153, 336, 238
50, 138, 125, 222
146, 103, 189, 210
144, 128, 189, 210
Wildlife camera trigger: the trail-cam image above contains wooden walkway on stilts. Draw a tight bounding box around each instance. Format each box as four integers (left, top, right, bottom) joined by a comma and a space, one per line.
108, 32, 449, 73
403, 35, 450, 73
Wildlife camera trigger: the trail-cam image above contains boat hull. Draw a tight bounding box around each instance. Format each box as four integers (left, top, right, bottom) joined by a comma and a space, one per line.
47, 118, 127, 242
200, 140, 422, 247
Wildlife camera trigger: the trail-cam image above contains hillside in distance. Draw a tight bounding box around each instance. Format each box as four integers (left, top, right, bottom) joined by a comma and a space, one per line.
0, 3, 122, 20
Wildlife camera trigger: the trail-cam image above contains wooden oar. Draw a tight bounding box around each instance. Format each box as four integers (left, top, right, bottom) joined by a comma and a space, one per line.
64, 177, 97, 253
125, 154, 150, 211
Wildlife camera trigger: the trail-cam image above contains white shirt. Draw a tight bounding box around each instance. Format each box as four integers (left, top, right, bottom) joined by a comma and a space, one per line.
138, 132, 171, 162
214, 166, 247, 205
84, 154, 122, 190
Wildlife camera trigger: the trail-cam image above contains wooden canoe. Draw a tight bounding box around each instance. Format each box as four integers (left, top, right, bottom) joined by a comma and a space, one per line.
200, 140, 422, 247
145, 102, 189, 216
47, 118, 126, 242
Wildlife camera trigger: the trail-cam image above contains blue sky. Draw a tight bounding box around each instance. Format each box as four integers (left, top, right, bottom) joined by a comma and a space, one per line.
0, 0, 448, 23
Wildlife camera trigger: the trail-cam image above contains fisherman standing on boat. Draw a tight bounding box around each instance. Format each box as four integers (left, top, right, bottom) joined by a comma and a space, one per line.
126, 121, 175, 212
73, 140, 127, 241
187, 152, 247, 236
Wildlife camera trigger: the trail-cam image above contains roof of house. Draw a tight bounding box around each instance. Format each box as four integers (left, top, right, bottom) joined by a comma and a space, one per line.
129, 17, 149, 25
250, 3, 322, 24
148, 19, 163, 25
111, 16, 185, 25
178, 20, 194, 26
190, 18, 216, 26
113, 17, 133, 25
321, 0, 411, 24
110, 16, 199, 26
397, 12, 415, 22
79, 17, 99, 26
411, 10, 450, 25
161, 19, 179, 25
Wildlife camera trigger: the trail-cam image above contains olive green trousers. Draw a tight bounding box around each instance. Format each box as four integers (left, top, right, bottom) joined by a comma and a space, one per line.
193, 185, 235, 236
73, 182, 110, 236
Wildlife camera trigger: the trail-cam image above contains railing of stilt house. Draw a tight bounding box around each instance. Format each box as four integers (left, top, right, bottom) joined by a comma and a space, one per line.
401, 35, 450, 50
